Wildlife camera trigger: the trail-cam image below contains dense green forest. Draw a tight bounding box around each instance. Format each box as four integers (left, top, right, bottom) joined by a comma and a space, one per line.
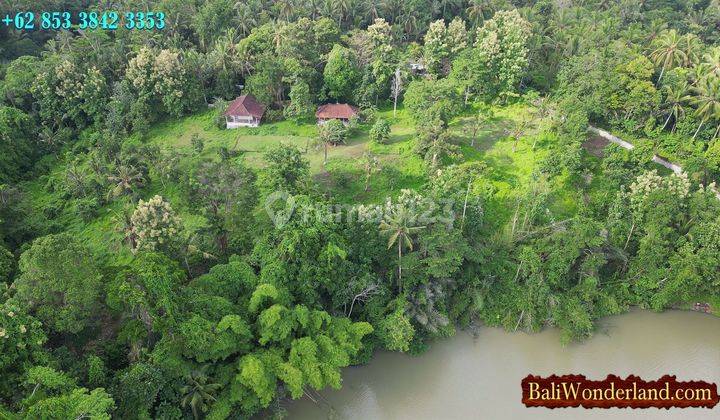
1, 0, 720, 418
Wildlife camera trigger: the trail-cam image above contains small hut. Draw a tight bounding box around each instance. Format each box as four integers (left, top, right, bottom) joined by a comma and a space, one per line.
224, 94, 266, 128
315, 103, 359, 125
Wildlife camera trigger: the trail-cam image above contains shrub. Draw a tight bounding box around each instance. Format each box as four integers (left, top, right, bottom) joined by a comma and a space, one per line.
191, 133, 204, 154
369, 119, 391, 144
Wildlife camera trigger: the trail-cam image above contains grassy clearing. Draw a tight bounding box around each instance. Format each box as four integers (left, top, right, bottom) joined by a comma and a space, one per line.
21, 100, 575, 260
137, 103, 557, 207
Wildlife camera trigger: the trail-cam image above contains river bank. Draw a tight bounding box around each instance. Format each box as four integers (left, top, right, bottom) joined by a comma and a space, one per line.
285, 310, 720, 419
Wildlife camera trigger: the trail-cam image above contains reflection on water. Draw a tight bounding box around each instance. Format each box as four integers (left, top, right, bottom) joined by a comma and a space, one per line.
285, 310, 720, 419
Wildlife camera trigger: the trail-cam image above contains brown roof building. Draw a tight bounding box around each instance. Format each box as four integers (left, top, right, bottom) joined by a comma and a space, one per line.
224, 94, 266, 128
316, 103, 359, 124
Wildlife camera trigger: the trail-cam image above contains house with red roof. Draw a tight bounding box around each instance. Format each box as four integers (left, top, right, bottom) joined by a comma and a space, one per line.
224, 94, 266, 128
315, 103, 359, 125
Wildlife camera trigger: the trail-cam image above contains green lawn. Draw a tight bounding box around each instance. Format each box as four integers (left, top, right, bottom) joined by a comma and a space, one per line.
140, 105, 429, 203
138, 102, 558, 205
22, 100, 574, 261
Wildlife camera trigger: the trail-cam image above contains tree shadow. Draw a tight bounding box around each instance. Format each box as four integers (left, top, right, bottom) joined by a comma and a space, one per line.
451, 116, 516, 152
386, 133, 414, 145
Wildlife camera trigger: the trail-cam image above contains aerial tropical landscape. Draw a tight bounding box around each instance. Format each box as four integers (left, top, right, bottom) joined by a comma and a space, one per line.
0, 0, 719, 418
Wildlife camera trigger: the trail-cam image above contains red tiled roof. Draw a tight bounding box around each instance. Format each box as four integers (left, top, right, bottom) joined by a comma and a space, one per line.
224, 94, 266, 118
316, 103, 359, 120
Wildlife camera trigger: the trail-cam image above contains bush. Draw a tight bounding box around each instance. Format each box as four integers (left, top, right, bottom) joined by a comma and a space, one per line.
263, 109, 285, 123
369, 119, 390, 144
191, 134, 204, 154
319, 119, 348, 145
213, 98, 228, 129
75, 197, 99, 222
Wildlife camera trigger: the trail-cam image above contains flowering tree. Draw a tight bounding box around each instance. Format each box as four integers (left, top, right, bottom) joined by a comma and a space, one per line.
126, 47, 201, 118
131, 195, 183, 254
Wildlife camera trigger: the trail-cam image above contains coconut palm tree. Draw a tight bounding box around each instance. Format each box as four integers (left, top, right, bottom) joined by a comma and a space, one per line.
399, 8, 420, 40
271, 20, 287, 50
236, 45, 254, 77
685, 76, 720, 140
680, 33, 702, 67
64, 161, 89, 197
360, 152, 380, 192
107, 165, 145, 198
367, 0, 381, 20
661, 82, 688, 131
689, 61, 709, 85
644, 18, 667, 42
211, 30, 239, 75
321, 0, 341, 24
380, 0, 403, 24
701, 47, 720, 79
438, 0, 461, 19
548, 7, 576, 35
234, 2, 257, 36
466, 0, 492, 29
180, 366, 221, 420
346, 0, 367, 27
275, 0, 295, 22
38, 126, 62, 149
335, 0, 353, 27
379, 205, 425, 293
649, 30, 686, 82
109, 205, 136, 250
306, 0, 323, 20
686, 9, 707, 30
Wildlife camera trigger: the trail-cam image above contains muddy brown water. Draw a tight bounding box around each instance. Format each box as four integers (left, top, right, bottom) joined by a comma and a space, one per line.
285, 310, 720, 419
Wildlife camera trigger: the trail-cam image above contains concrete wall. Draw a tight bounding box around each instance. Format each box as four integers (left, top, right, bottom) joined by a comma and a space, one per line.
226, 116, 259, 128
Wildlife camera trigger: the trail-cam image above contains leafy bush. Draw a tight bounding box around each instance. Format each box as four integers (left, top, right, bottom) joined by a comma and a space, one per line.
369, 119, 391, 144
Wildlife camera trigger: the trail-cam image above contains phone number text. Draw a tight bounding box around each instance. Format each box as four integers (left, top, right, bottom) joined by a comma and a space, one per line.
2, 11, 166, 31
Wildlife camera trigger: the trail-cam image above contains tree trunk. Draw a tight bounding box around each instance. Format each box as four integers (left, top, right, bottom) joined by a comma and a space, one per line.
658, 65, 665, 82
624, 221, 635, 251
348, 295, 358, 317
217, 232, 228, 255
184, 255, 192, 277
324, 143, 328, 165
662, 112, 673, 130
713, 124, 720, 141
460, 180, 471, 230
397, 241, 402, 293
393, 92, 398, 118
514, 309, 525, 332
692, 120, 704, 140
510, 201, 520, 240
